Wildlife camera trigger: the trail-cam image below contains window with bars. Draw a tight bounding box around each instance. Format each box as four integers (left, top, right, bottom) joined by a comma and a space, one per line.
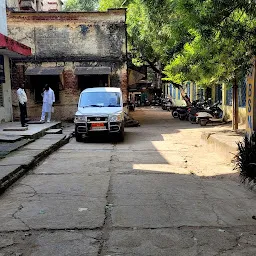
193, 84, 197, 100
172, 87, 176, 99
186, 82, 190, 98
238, 79, 246, 107
198, 88, 204, 101
0, 84, 3, 107
169, 84, 173, 97
178, 89, 181, 100
215, 85, 222, 103
226, 86, 232, 106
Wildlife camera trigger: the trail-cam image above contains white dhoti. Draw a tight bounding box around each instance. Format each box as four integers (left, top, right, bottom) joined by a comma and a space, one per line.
41, 103, 52, 122
40, 88, 55, 122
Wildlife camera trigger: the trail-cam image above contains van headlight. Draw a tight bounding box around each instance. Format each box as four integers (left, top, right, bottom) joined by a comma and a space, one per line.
109, 114, 122, 122
74, 115, 86, 122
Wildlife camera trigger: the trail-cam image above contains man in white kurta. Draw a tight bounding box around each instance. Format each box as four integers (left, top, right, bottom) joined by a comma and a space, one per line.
40, 84, 55, 123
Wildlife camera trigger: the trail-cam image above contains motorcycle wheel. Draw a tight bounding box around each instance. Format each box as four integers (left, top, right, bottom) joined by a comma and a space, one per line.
172, 110, 179, 118
179, 115, 186, 121
199, 119, 208, 126
189, 115, 197, 124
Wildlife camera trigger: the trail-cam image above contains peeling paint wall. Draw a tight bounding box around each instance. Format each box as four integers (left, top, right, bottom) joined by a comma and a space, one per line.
8, 10, 128, 121
7, 11, 127, 61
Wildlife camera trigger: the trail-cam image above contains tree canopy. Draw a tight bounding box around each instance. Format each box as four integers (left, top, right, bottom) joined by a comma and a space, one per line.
99, 0, 256, 87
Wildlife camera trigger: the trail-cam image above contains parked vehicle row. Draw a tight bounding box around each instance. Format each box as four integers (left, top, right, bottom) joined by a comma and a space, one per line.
167, 99, 224, 126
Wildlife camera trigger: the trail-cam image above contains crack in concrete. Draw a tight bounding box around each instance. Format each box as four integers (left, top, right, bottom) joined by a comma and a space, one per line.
191, 175, 228, 226
19, 183, 38, 198
97, 146, 116, 256
216, 232, 244, 255
0, 224, 255, 234
12, 204, 30, 231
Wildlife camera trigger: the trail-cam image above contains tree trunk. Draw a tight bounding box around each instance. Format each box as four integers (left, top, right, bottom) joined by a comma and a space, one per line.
232, 77, 239, 131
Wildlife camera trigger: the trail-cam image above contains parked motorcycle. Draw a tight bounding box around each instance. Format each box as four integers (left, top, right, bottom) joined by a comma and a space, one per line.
196, 102, 223, 126
188, 100, 208, 124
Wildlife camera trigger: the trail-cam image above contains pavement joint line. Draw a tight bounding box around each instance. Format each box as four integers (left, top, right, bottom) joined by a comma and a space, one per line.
0, 224, 256, 235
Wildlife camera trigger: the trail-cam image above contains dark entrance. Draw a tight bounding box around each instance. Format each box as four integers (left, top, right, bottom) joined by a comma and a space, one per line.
29, 75, 60, 103
78, 75, 108, 91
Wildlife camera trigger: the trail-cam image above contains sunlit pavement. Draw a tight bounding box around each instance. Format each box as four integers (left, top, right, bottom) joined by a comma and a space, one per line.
0, 107, 256, 255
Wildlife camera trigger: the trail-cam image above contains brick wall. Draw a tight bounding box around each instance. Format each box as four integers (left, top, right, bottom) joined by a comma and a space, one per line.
11, 61, 127, 121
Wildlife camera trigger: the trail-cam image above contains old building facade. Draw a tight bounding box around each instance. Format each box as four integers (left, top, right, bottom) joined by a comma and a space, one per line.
7, 0, 63, 11
7, 9, 128, 121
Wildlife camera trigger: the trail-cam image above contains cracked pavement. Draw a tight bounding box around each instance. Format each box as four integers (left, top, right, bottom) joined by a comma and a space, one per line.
0, 107, 256, 255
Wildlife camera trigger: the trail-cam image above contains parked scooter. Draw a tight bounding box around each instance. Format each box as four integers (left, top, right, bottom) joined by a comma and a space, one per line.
196, 102, 223, 126
188, 100, 208, 124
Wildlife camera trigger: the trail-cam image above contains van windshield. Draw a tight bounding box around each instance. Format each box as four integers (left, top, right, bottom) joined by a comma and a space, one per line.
79, 92, 121, 107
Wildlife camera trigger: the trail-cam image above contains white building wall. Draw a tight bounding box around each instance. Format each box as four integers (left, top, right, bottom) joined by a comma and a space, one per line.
0, 0, 7, 35
0, 56, 13, 122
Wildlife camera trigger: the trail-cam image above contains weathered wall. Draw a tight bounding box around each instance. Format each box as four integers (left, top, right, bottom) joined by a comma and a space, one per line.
7, 10, 127, 62
8, 10, 128, 121
0, 56, 13, 123
11, 61, 127, 121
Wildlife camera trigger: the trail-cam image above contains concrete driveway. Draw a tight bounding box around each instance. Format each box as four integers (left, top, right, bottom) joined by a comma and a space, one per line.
0, 107, 256, 256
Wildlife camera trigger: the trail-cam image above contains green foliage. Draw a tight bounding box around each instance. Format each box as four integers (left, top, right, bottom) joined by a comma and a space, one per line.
236, 133, 256, 186
63, 0, 98, 11
98, 0, 256, 87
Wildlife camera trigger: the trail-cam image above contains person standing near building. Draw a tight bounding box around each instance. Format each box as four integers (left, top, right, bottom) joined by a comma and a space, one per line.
40, 84, 55, 123
17, 83, 28, 127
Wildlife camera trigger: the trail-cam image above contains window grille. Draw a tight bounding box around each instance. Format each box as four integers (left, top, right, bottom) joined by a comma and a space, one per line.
215, 85, 222, 103
193, 84, 197, 100
169, 84, 173, 97
226, 86, 232, 106
198, 88, 204, 101
186, 82, 190, 98
172, 87, 176, 99
178, 89, 181, 100
238, 79, 246, 107
0, 84, 3, 107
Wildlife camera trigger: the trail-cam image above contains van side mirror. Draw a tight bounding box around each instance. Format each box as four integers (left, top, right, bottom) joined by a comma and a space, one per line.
123, 102, 127, 107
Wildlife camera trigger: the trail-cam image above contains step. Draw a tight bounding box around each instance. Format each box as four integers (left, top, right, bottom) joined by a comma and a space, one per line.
3, 126, 28, 131
0, 135, 24, 143
45, 129, 63, 134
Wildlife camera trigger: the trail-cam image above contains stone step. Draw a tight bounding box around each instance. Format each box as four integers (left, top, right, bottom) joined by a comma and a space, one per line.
0, 135, 24, 143
45, 129, 63, 134
3, 126, 28, 131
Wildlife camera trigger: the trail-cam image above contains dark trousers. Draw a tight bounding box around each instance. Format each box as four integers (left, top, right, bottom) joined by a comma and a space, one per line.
19, 102, 27, 126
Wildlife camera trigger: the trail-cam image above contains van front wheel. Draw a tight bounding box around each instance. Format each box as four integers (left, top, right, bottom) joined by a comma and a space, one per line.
116, 126, 125, 142
75, 130, 83, 142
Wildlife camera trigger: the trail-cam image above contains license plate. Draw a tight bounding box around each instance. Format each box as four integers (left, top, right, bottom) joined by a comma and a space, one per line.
91, 123, 105, 130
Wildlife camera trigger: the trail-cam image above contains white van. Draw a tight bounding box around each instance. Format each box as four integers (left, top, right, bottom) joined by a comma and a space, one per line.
74, 87, 125, 142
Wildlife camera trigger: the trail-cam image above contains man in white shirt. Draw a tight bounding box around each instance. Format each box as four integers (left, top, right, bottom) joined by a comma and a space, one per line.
17, 83, 28, 127
40, 84, 55, 123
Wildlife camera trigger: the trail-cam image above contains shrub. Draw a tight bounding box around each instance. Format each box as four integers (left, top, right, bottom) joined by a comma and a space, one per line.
235, 132, 256, 186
